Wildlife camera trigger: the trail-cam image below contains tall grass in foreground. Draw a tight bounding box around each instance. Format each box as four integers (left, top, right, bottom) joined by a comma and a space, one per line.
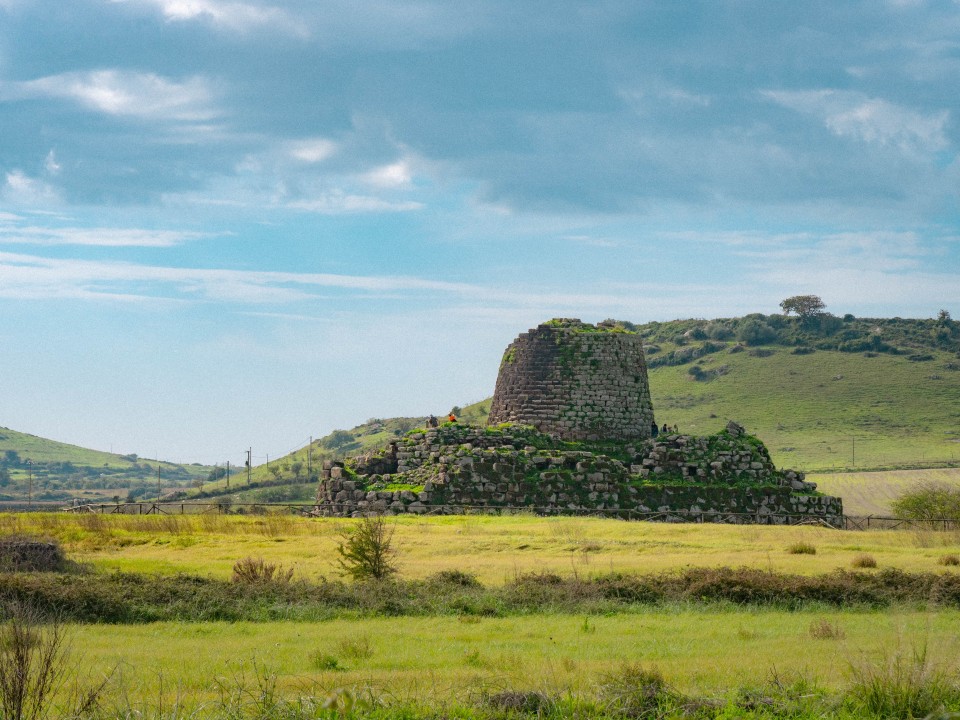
17, 649, 960, 718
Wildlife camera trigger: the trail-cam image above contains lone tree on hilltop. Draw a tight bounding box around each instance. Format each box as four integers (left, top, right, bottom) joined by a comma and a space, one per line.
780, 295, 826, 320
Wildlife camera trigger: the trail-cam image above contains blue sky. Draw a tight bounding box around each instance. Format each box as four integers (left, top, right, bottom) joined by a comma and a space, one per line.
1, 0, 959, 464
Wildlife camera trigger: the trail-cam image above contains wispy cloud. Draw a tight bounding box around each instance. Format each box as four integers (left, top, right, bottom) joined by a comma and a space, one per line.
763, 89, 949, 154
286, 191, 424, 214
0, 225, 216, 247
6, 70, 218, 122
0, 251, 475, 302
2, 170, 60, 205
288, 138, 338, 163
362, 161, 413, 189
112, 0, 303, 35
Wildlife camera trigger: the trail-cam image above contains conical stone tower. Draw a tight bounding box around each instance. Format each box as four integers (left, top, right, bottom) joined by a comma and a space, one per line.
488, 319, 655, 441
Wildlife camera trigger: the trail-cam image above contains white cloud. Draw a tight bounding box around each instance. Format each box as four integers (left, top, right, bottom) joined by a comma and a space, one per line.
43, 150, 60, 176
362, 161, 413, 189
9, 70, 217, 122
2, 170, 60, 205
0, 251, 474, 303
0, 225, 214, 247
763, 89, 949, 154
114, 0, 304, 35
287, 191, 423, 214
289, 138, 337, 163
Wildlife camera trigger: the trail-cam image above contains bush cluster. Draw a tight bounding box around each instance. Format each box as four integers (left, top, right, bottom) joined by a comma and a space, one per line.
2, 567, 960, 623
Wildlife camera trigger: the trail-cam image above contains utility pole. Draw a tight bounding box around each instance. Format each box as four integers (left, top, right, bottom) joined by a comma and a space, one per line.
246, 448, 252, 485
852, 436, 856, 467
26, 459, 32, 510
308, 436, 312, 475
226, 461, 230, 491
157, 464, 161, 503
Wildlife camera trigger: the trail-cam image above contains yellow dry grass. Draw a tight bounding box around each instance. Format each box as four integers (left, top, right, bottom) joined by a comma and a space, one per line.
813, 467, 960, 516
2, 512, 958, 583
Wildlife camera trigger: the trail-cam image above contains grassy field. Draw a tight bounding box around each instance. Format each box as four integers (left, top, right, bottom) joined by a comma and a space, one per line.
66, 610, 960, 706
814, 467, 960, 516
3, 511, 960, 717
646, 346, 960, 471
3, 513, 959, 582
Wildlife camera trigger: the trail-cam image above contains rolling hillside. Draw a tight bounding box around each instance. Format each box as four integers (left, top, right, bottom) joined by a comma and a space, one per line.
0, 426, 212, 504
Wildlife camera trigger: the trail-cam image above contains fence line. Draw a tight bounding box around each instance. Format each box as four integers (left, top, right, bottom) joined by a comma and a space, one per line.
2, 501, 948, 531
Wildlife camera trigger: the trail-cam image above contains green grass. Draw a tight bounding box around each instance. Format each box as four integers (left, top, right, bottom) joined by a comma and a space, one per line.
0, 426, 212, 503
58, 610, 960, 714
646, 346, 960, 471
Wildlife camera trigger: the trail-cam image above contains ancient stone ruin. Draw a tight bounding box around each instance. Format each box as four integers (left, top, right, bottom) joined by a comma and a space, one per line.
488, 319, 655, 441
315, 319, 843, 525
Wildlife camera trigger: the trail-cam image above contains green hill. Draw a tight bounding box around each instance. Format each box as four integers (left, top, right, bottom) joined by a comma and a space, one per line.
0, 427, 212, 504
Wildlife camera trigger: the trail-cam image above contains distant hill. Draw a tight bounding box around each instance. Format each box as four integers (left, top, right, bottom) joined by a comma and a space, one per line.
0, 427, 212, 504
214, 310, 959, 504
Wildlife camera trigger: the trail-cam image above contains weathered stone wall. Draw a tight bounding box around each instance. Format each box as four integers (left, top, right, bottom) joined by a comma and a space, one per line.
488, 319, 655, 442
315, 424, 843, 525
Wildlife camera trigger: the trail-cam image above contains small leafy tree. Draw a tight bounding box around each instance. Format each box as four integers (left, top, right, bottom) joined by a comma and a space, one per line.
323, 430, 355, 452
891, 483, 960, 521
336, 514, 398, 582
780, 295, 826, 319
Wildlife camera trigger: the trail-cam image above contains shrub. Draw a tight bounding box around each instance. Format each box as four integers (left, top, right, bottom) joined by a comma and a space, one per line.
0, 537, 66, 573
598, 663, 679, 718
484, 691, 553, 714
310, 651, 344, 672
809, 619, 845, 640
428, 570, 482, 588
852, 554, 878, 569
737, 319, 777, 346
938, 555, 960, 567
335, 635, 373, 660
891, 483, 960, 522
230, 557, 294, 585
336, 515, 398, 582
786, 542, 817, 555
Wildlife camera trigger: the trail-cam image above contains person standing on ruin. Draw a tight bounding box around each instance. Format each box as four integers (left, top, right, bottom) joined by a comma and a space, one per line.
651, 421, 659, 438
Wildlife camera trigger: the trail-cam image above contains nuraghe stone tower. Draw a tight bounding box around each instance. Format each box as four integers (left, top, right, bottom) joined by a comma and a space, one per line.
488, 319, 655, 441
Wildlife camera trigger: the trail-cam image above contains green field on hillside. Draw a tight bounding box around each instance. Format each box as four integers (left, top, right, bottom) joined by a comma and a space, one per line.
0, 426, 211, 503
646, 345, 960, 471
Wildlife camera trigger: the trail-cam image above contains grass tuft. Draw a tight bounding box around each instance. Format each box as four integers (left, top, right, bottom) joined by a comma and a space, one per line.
786, 541, 817, 555
852, 553, 878, 569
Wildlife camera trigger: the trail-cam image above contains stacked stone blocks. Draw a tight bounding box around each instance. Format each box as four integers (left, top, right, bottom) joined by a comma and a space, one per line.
488, 320, 655, 442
